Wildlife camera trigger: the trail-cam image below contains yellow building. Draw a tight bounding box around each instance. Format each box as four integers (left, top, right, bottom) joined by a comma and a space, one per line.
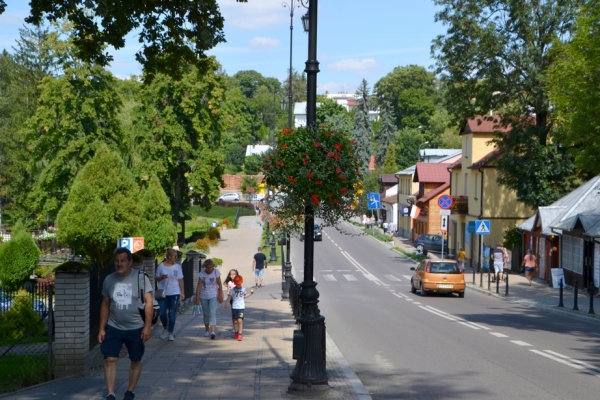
448, 116, 533, 268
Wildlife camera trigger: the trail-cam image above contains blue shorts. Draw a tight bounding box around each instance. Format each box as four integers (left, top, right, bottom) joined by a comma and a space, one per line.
232, 309, 245, 320
254, 268, 264, 279
101, 324, 145, 362
524, 267, 535, 272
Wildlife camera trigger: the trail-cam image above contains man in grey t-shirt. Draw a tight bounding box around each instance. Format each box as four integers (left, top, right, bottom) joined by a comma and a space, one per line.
99, 248, 153, 400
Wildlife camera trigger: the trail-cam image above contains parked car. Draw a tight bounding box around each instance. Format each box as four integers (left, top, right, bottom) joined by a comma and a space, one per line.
0, 291, 48, 317
33, 300, 48, 317
413, 234, 448, 254
410, 259, 465, 297
217, 193, 240, 202
300, 224, 323, 242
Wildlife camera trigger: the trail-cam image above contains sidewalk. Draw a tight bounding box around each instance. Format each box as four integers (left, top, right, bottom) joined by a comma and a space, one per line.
2, 216, 370, 400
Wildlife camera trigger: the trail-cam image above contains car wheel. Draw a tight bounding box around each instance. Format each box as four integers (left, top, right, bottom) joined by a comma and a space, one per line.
416, 244, 424, 253
420, 282, 428, 296
411, 279, 417, 294
458, 291, 465, 298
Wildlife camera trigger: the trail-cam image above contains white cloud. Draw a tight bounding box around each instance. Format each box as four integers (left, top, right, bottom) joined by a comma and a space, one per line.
218, 0, 289, 30
249, 36, 281, 50
327, 58, 377, 75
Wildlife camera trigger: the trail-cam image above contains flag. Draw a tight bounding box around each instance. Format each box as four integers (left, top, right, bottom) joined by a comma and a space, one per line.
410, 205, 421, 219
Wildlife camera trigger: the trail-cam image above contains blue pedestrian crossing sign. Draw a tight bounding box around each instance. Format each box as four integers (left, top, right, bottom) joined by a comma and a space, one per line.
367, 193, 381, 210
475, 220, 490, 235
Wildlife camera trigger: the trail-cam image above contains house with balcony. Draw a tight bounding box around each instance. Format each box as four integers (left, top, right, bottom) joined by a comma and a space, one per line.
448, 115, 534, 268
412, 163, 452, 240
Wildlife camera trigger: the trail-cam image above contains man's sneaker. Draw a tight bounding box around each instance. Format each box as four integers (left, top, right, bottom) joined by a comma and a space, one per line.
204, 330, 210, 337
123, 391, 135, 400
210, 332, 216, 340
259, 284, 262, 288
160, 329, 168, 340
106, 395, 116, 400
168, 334, 175, 341
237, 334, 243, 341
234, 333, 239, 340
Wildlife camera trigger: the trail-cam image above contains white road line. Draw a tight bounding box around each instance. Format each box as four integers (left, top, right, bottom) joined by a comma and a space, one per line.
530, 350, 600, 378
384, 275, 402, 282
343, 274, 358, 281
413, 302, 421, 305
337, 270, 351, 272
465, 322, 491, 330
393, 293, 405, 299
510, 340, 532, 347
403, 275, 412, 280
396, 293, 409, 299
489, 332, 509, 338
543, 350, 600, 373
419, 306, 457, 321
321, 270, 332, 272
322, 274, 337, 282
423, 306, 490, 330
458, 321, 480, 330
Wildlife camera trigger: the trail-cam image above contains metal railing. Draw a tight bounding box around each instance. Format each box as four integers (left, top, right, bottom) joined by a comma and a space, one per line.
289, 276, 302, 320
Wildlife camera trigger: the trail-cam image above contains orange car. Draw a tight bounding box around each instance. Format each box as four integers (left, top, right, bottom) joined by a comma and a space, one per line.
410, 259, 466, 298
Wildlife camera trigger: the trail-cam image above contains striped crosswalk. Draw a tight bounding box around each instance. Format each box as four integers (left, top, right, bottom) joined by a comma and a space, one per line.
318, 270, 412, 283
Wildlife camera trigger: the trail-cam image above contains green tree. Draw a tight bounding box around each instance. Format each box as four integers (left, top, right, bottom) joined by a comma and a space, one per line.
547, 0, 600, 175
138, 176, 176, 256
241, 175, 260, 201
133, 60, 226, 226
382, 144, 398, 174
316, 98, 347, 125
16, 0, 248, 81
244, 155, 262, 175
57, 145, 141, 266
374, 65, 438, 129
281, 68, 308, 104
375, 101, 398, 167
0, 222, 41, 289
352, 79, 374, 176
395, 128, 426, 170
432, 0, 582, 208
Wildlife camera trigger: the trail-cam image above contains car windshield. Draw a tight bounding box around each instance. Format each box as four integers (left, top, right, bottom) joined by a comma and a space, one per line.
314, 224, 321, 231
429, 262, 460, 274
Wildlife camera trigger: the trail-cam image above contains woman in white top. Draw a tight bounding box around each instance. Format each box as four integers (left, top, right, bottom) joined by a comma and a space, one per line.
194, 259, 223, 339
156, 248, 185, 341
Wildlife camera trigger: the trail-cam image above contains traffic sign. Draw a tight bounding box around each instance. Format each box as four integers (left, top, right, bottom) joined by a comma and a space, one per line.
467, 221, 476, 233
439, 209, 451, 216
440, 215, 448, 232
367, 193, 381, 210
438, 195, 453, 209
475, 220, 490, 235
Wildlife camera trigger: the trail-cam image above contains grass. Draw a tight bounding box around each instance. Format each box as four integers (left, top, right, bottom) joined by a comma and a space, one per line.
0, 335, 49, 347
361, 227, 393, 242
0, 354, 50, 394
394, 247, 425, 262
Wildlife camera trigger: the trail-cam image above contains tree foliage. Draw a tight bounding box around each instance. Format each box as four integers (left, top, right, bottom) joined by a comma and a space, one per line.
57, 145, 141, 266
547, 0, 600, 175
395, 128, 425, 171
17, 0, 248, 81
0, 222, 41, 289
375, 101, 398, 167
432, 0, 582, 208
138, 176, 176, 256
316, 98, 347, 125
352, 79, 374, 176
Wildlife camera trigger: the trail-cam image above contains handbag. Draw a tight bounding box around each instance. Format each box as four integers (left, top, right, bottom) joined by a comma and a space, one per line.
155, 288, 166, 299
137, 271, 160, 325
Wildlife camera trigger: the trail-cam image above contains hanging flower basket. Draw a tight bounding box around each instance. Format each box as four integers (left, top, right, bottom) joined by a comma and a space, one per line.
261, 125, 363, 232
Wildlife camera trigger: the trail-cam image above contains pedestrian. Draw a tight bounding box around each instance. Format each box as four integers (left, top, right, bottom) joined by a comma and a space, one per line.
252, 247, 268, 288
491, 244, 505, 282
362, 214, 367, 227
224, 275, 254, 341
223, 269, 239, 333
99, 247, 153, 400
370, 215, 375, 228
255, 204, 260, 216
194, 259, 223, 339
457, 248, 466, 271
389, 222, 396, 236
522, 249, 538, 286
155, 248, 185, 341
383, 221, 388, 234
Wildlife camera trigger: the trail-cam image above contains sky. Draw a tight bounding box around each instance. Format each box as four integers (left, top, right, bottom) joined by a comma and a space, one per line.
0, 0, 447, 95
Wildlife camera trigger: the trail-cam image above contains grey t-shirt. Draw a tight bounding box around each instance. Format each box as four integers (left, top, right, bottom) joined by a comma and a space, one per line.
102, 270, 152, 330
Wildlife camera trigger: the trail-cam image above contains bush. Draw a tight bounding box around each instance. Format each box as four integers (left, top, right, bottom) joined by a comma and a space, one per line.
212, 257, 223, 267
0, 290, 45, 342
206, 228, 221, 241
221, 219, 231, 227
195, 239, 211, 253
0, 223, 41, 289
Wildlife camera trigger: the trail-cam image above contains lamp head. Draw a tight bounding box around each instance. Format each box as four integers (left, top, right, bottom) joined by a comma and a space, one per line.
301, 12, 310, 32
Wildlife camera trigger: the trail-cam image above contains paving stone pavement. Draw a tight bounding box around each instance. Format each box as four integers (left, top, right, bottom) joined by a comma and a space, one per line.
1, 216, 371, 400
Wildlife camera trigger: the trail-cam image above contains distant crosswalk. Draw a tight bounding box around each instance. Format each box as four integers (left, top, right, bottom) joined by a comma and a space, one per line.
318, 270, 412, 283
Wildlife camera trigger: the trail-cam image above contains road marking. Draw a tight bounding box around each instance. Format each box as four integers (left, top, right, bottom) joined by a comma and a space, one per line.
384, 275, 402, 281
543, 350, 600, 374
510, 340, 532, 347
465, 322, 491, 330
337, 270, 351, 272
343, 274, 358, 281
530, 350, 600, 378
341, 251, 385, 286
419, 306, 457, 321
403, 275, 412, 280
321, 270, 332, 272
489, 332, 508, 338
323, 274, 337, 282
393, 293, 409, 299
422, 306, 490, 330
413, 302, 421, 305
458, 321, 479, 330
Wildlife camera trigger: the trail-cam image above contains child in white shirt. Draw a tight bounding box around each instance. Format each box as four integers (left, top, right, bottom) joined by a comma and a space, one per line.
224, 275, 253, 341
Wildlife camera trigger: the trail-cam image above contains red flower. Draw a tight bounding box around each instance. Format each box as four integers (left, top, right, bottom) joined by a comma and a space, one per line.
334, 155, 340, 160
311, 194, 320, 205
327, 152, 334, 157
282, 144, 288, 149
336, 167, 342, 173
335, 143, 341, 152
334, 199, 339, 204
282, 128, 291, 134
325, 132, 331, 137
307, 173, 313, 179
328, 193, 333, 198
314, 142, 321, 147
350, 139, 355, 145
288, 176, 297, 184
339, 175, 345, 180
340, 187, 347, 194
316, 180, 323, 185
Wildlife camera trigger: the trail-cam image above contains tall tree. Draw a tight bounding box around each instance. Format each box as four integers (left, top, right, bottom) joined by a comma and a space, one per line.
133, 59, 226, 227
15, 0, 249, 81
375, 101, 398, 167
432, 0, 582, 208
281, 68, 308, 104
374, 65, 438, 130
382, 144, 398, 174
139, 176, 177, 256
316, 98, 347, 125
395, 128, 426, 171
547, 0, 600, 175
352, 79, 374, 176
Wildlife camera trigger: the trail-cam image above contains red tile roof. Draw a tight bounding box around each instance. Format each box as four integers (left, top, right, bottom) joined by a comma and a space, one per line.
413, 163, 450, 183
379, 174, 397, 184
417, 182, 450, 204
461, 115, 510, 134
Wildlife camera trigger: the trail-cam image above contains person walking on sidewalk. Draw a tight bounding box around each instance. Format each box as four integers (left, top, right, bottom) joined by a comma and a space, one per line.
252, 247, 268, 288
195, 259, 223, 339
156, 248, 185, 341
522, 249, 538, 286
223, 269, 239, 333
492, 244, 505, 282
224, 275, 254, 341
457, 248, 466, 271
99, 248, 153, 400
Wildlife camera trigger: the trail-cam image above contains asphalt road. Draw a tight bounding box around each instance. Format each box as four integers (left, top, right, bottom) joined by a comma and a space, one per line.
291, 222, 600, 399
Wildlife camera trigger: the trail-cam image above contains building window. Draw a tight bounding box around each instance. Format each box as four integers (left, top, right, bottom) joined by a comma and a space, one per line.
474, 173, 479, 200
465, 137, 470, 158
464, 173, 468, 196
562, 235, 583, 274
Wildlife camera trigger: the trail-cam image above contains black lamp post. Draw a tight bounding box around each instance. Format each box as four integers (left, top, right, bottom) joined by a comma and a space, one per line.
289, 0, 328, 392
283, 0, 301, 130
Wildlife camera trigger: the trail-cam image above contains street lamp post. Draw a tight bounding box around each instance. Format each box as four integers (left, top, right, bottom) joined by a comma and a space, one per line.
283, 0, 301, 130
418, 140, 429, 162
289, 0, 329, 393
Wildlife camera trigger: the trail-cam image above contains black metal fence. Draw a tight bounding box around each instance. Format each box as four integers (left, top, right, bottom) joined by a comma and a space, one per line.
181, 258, 195, 299
289, 276, 302, 320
